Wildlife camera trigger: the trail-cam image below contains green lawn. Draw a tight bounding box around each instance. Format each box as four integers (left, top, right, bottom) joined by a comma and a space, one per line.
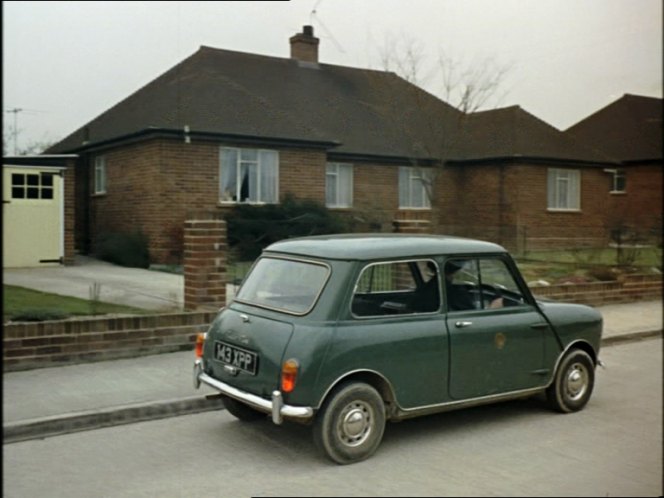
516, 246, 662, 284
521, 246, 662, 267
3, 285, 148, 322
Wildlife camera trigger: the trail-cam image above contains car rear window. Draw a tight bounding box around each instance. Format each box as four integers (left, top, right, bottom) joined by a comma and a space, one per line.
235, 257, 330, 315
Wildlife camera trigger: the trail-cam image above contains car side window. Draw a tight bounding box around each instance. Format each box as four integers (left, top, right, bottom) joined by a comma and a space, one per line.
352, 260, 440, 317
444, 258, 526, 312
478, 258, 526, 308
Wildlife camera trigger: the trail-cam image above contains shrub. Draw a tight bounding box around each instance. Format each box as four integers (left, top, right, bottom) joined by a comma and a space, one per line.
9, 308, 68, 322
226, 194, 349, 260
95, 231, 150, 268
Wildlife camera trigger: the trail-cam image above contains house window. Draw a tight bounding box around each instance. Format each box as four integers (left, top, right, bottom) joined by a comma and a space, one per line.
94, 156, 107, 194
220, 147, 278, 203
609, 169, 626, 193
399, 167, 432, 209
547, 168, 580, 211
326, 163, 353, 208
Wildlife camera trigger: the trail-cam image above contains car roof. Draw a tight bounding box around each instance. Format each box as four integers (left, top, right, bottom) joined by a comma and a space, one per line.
264, 234, 507, 261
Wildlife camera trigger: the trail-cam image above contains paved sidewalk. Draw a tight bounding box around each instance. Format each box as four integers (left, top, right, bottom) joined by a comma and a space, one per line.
3, 300, 662, 443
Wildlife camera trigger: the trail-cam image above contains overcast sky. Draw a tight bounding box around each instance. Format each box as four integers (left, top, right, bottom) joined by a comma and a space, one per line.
3, 0, 662, 154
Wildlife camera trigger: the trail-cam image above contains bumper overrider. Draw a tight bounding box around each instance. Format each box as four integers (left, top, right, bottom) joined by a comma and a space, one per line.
193, 359, 314, 425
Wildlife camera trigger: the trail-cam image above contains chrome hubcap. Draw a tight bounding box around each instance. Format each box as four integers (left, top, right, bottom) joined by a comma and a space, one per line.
565, 362, 588, 401
337, 401, 373, 447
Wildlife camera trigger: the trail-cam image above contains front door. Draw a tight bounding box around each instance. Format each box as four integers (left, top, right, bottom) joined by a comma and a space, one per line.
444, 257, 551, 399
3, 166, 64, 267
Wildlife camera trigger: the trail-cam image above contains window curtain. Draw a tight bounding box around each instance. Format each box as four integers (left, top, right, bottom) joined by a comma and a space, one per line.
259, 150, 278, 203
220, 148, 238, 202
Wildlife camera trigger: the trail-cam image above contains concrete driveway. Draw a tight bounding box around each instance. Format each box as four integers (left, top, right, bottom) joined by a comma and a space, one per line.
3, 256, 183, 311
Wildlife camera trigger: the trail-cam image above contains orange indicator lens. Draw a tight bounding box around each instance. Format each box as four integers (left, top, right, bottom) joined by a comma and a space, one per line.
281, 359, 299, 393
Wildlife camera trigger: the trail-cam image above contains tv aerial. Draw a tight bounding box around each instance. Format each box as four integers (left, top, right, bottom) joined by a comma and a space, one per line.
310, 0, 346, 54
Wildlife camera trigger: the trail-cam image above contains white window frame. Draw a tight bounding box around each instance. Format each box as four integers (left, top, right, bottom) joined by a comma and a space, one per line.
325, 162, 353, 208
609, 168, 626, 194
94, 156, 107, 195
399, 166, 432, 209
219, 147, 279, 204
547, 168, 580, 211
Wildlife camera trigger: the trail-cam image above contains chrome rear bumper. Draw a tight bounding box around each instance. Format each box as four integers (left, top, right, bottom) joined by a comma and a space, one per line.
193, 359, 313, 425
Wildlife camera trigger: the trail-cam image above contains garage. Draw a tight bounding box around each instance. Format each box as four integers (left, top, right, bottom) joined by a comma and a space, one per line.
3, 156, 77, 268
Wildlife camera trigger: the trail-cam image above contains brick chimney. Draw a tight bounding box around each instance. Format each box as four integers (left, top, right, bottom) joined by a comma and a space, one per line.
290, 25, 319, 63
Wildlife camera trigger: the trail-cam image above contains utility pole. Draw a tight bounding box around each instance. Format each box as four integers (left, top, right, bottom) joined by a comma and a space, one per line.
5, 108, 23, 155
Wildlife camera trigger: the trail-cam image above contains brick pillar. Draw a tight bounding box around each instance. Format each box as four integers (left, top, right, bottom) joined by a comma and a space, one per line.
184, 219, 227, 311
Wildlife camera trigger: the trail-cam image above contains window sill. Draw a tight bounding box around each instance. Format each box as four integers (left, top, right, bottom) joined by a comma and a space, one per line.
546, 208, 581, 213
218, 200, 277, 206
327, 206, 353, 210
398, 207, 432, 211
91, 192, 107, 198
609, 191, 626, 195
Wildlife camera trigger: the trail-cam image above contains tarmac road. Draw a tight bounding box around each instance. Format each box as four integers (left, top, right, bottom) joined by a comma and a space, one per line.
3, 338, 661, 497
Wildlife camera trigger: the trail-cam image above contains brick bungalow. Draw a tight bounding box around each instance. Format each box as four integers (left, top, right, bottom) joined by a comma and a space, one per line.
46, 26, 625, 263
565, 94, 663, 244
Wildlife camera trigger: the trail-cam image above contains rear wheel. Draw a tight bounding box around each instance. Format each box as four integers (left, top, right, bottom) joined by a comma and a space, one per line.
222, 396, 265, 421
546, 349, 595, 413
313, 383, 386, 465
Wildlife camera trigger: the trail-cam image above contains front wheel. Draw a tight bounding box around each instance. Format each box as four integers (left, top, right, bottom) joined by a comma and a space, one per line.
313, 382, 386, 465
546, 349, 595, 413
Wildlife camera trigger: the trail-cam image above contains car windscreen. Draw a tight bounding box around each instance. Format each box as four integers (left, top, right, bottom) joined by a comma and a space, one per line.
234, 257, 330, 315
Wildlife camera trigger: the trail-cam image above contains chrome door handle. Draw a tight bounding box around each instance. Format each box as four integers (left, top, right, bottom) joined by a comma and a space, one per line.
455, 321, 473, 328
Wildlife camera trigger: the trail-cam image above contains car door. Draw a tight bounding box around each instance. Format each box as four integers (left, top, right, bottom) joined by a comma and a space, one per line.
325, 259, 449, 409
444, 257, 552, 400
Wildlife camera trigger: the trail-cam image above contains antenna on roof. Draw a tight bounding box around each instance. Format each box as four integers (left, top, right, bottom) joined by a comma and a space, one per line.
310, 0, 346, 54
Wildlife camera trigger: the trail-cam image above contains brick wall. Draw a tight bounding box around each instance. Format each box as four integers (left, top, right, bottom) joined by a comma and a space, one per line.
605, 163, 662, 239
530, 273, 662, 306
439, 162, 637, 251
80, 137, 660, 262
3, 312, 216, 372
63, 160, 76, 264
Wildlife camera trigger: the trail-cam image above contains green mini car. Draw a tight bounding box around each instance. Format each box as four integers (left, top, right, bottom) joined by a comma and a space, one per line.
193, 234, 603, 464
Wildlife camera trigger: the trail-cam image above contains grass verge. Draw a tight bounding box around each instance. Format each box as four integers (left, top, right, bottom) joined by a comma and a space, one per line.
3, 285, 148, 322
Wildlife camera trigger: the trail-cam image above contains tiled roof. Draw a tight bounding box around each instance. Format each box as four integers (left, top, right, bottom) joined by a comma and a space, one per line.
48, 46, 463, 160
456, 106, 618, 164
47, 44, 616, 166
565, 94, 663, 162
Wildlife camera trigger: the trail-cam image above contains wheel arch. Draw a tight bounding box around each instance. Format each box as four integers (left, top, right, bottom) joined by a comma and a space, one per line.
563, 339, 598, 366
315, 370, 397, 418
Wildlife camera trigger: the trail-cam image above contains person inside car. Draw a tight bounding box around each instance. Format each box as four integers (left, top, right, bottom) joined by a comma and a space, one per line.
444, 260, 477, 311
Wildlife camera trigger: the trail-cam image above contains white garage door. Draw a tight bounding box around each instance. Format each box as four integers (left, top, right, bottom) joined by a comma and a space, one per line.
3, 165, 64, 267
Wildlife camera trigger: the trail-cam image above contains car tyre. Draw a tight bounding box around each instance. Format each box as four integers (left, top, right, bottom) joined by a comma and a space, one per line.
546, 349, 595, 413
222, 396, 265, 421
313, 382, 386, 465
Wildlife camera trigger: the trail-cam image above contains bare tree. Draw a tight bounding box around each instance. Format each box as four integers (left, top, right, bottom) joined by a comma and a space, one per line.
370, 35, 512, 228
3, 126, 57, 155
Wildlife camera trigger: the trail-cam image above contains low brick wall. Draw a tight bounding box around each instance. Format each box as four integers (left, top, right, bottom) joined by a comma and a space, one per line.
3, 311, 216, 372
530, 273, 662, 306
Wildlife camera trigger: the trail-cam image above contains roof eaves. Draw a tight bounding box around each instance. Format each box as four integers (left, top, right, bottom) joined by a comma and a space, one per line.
446, 155, 620, 167
57, 128, 342, 154
327, 151, 438, 166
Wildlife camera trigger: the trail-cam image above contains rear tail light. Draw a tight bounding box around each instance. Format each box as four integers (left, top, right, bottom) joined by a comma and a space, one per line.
281, 359, 300, 393
195, 332, 206, 358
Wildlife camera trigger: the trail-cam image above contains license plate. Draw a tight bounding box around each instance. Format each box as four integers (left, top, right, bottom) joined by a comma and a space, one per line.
214, 341, 258, 375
